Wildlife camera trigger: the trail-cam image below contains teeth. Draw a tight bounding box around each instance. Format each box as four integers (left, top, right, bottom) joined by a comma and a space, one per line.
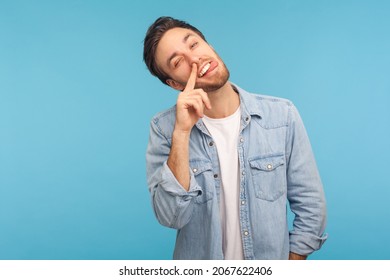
199, 62, 211, 77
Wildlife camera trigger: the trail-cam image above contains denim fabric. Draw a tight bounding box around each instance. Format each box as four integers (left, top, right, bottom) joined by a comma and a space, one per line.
146, 84, 327, 259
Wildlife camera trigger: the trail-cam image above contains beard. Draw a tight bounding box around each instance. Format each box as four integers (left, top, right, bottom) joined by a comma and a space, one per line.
195, 61, 230, 92
172, 53, 231, 93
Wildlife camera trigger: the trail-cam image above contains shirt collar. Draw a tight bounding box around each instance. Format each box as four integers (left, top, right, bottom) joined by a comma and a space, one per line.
231, 82, 263, 119
195, 82, 262, 133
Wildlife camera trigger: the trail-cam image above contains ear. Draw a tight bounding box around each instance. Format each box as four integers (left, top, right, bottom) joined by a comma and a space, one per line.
166, 79, 185, 91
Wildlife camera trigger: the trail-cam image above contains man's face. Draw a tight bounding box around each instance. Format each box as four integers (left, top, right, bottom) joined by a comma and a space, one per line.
155, 27, 230, 92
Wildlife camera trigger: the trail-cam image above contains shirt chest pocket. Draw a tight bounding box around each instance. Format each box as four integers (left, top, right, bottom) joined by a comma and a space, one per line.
190, 159, 214, 204
248, 154, 287, 201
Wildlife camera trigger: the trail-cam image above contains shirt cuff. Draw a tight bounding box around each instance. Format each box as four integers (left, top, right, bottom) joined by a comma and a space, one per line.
160, 161, 202, 199
289, 231, 328, 256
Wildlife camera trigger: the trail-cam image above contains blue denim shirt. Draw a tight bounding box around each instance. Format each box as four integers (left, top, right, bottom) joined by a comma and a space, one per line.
146, 84, 327, 259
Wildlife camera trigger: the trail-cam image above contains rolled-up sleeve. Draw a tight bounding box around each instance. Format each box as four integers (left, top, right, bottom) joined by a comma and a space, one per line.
286, 104, 328, 256
146, 119, 202, 229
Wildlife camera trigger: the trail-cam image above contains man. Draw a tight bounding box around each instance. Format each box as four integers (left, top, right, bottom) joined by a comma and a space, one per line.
144, 16, 327, 260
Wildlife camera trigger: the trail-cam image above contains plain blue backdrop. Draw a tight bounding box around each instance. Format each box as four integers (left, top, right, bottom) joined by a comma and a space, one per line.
1, 0, 389, 259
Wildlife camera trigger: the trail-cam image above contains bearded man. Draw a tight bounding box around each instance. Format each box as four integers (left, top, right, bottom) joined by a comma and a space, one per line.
144, 16, 327, 260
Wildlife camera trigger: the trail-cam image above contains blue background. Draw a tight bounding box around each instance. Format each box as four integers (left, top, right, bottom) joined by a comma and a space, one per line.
1, 0, 389, 260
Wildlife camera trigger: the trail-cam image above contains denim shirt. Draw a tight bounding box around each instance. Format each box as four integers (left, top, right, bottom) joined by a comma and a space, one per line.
146, 84, 327, 259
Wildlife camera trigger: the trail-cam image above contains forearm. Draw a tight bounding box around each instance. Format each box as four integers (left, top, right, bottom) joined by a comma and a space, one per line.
167, 129, 191, 191
146, 119, 201, 229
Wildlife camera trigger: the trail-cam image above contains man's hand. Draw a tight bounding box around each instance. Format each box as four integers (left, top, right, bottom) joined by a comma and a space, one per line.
174, 63, 212, 134
289, 252, 307, 260
167, 64, 212, 191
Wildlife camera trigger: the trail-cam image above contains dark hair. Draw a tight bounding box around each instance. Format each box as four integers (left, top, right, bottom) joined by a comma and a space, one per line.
143, 16, 207, 85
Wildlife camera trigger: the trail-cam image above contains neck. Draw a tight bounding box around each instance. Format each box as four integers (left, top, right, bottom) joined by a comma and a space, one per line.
204, 82, 240, 119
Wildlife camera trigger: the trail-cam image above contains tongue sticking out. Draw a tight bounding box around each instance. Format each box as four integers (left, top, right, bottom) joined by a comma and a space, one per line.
199, 61, 218, 77
199, 63, 211, 77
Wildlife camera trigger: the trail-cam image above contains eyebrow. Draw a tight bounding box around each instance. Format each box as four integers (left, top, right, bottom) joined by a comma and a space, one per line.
166, 33, 195, 67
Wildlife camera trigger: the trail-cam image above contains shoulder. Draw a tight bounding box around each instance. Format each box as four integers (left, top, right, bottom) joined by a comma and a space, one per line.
234, 84, 295, 128
149, 105, 176, 139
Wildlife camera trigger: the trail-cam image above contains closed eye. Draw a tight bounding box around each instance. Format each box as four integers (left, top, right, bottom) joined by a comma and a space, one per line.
173, 57, 182, 68
190, 42, 199, 49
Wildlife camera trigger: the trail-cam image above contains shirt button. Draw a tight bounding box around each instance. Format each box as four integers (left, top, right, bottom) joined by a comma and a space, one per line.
241, 200, 245, 205
214, 174, 218, 179
209, 141, 214, 147
244, 231, 249, 236
245, 117, 249, 122
242, 171, 246, 176
267, 164, 273, 170
240, 138, 244, 143
192, 168, 198, 173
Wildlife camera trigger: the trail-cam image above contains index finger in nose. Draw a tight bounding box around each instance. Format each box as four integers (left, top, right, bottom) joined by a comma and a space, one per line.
184, 63, 197, 91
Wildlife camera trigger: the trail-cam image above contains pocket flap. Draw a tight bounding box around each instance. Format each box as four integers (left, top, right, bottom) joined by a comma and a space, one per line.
249, 155, 285, 171
190, 160, 213, 175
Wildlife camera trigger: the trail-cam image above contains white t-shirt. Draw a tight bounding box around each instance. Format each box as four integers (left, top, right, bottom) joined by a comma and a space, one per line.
202, 107, 244, 260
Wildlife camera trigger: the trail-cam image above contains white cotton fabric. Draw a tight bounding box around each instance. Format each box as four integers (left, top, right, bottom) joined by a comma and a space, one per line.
202, 107, 244, 260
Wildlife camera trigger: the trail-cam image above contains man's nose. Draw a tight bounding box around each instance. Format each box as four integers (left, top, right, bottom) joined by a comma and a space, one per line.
188, 54, 201, 65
